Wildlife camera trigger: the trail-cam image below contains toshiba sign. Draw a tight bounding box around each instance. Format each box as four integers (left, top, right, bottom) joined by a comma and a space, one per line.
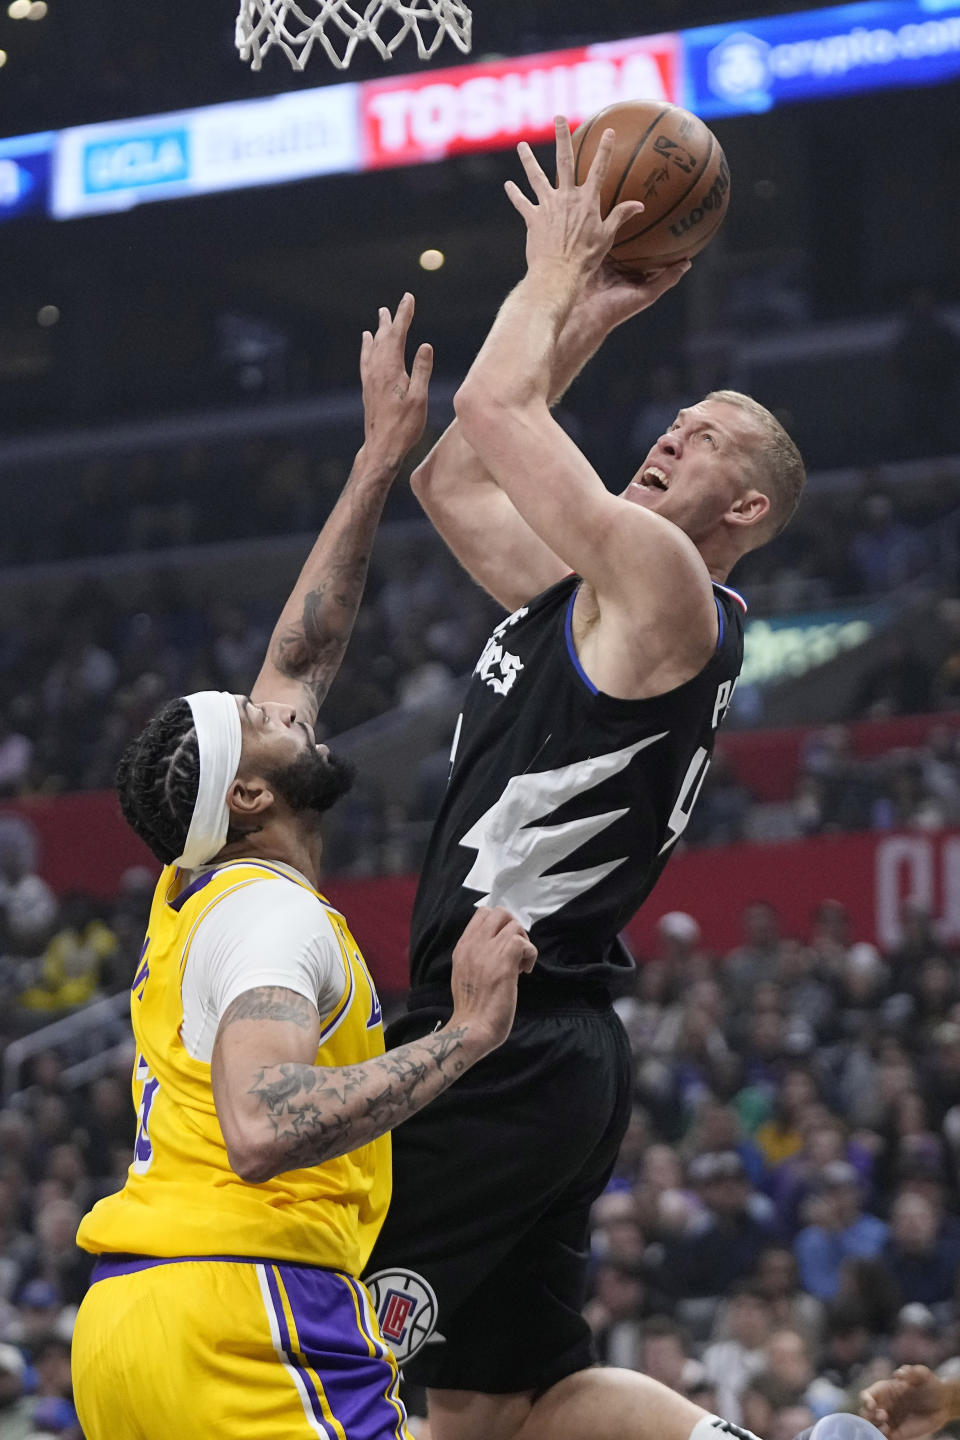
361, 37, 682, 168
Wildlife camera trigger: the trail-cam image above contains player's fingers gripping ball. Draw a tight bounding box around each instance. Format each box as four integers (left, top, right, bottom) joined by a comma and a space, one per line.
571, 100, 730, 276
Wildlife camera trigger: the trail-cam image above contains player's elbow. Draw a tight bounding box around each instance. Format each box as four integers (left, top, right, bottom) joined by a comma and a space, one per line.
410, 453, 434, 502
453, 377, 509, 442
227, 1133, 277, 1185
218, 1106, 277, 1184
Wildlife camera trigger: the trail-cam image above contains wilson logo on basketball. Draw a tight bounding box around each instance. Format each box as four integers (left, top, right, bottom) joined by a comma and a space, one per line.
669, 157, 731, 238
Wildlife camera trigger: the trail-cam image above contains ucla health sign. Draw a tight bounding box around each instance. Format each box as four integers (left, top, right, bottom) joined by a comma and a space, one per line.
52, 87, 360, 218
685, 0, 960, 116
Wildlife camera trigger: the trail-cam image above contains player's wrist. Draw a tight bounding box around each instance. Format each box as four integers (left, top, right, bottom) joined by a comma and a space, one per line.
352, 443, 404, 483
444, 1012, 501, 1062
526, 255, 592, 293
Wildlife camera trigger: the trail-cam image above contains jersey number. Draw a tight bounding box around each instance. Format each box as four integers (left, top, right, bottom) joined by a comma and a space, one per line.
132, 1054, 160, 1175
659, 747, 711, 856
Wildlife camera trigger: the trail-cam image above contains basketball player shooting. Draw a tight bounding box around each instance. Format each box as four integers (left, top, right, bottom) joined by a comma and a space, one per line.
359, 119, 806, 1440
69, 296, 536, 1440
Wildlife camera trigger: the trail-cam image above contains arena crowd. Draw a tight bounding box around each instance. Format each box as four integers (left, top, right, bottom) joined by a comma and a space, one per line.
1, 853, 960, 1435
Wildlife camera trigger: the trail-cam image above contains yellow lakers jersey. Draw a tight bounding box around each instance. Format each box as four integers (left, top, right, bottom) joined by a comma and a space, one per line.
77, 860, 391, 1277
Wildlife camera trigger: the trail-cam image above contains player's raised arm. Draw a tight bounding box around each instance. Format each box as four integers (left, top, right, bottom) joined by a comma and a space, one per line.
413, 262, 687, 613
211, 907, 535, 1184
251, 293, 432, 724
452, 119, 716, 645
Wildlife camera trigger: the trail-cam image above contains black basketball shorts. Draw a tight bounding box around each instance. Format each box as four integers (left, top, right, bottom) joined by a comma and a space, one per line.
364, 993, 634, 1395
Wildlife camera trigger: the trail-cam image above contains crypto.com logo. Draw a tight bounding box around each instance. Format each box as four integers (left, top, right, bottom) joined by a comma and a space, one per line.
707, 31, 772, 105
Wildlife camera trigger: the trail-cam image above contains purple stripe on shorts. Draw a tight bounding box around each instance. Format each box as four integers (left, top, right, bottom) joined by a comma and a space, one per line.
263, 1265, 336, 1439
276, 1264, 407, 1440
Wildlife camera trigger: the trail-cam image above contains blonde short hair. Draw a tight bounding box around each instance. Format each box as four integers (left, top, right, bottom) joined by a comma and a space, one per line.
705, 389, 806, 541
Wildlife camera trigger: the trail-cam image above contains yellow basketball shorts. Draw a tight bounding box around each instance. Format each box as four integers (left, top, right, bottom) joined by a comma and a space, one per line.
72, 1254, 412, 1440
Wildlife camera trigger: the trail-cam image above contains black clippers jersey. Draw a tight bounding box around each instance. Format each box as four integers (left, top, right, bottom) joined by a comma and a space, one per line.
409, 573, 746, 994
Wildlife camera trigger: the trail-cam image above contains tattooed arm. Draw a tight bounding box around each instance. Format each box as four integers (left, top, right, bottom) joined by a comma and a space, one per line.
251, 293, 433, 726
211, 906, 536, 1184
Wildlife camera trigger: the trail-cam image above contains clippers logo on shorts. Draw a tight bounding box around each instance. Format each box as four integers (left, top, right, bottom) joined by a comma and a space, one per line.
367, 1268, 439, 1363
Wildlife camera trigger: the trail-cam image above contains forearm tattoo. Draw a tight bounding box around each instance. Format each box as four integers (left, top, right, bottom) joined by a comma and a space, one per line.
270, 478, 392, 712
247, 1026, 470, 1172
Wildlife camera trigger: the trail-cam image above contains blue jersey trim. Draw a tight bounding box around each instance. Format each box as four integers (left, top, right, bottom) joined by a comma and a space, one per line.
715, 595, 725, 649
565, 587, 599, 696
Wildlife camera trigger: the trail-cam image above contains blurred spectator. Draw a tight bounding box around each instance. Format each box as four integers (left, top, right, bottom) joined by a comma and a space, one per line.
753, 1247, 825, 1352
882, 1190, 960, 1308
0, 1341, 33, 1440
848, 493, 926, 594
819, 1298, 873, 1389
754, 1066, 821, 1168
888, 1302, 947, 1371
585, 1259, 671, 1370
762, 1328, 833, 1414
663, 1152, 780, 1302
701, 1284, 771, 1422
793, 1162, 888, 1301
0, 823, 57, 957
18, 897, 116, 1014
637, 1316, 705, 1396
723, 902, 782, 1002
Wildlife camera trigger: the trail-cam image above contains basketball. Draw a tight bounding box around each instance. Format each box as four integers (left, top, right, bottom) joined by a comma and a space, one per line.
791, 1418, 888, 1440
572, 101, 731, 275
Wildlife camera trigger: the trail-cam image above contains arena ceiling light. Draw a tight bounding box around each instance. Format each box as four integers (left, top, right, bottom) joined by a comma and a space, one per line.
26, 2, 47, 17
6, 1, 30, 17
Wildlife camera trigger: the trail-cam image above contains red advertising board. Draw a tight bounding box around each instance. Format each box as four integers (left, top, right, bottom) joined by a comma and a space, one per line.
5, 791, 959, 994
361, 35, 682, 169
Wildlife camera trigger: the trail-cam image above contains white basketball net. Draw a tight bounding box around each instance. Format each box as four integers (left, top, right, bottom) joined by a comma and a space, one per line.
236, 0, 473, 70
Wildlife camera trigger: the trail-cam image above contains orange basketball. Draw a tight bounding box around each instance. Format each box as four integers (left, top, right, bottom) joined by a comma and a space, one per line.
572, 100, 731, 275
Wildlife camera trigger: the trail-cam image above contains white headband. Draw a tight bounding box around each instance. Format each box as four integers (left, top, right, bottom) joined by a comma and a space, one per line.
175, 691, 244, 869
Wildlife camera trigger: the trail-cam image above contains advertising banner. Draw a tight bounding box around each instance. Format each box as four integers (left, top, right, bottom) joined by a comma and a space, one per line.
361, 34, 682, 168
51, 85, 361, 218
0, 132, 54, 222
683, 0, 960, 117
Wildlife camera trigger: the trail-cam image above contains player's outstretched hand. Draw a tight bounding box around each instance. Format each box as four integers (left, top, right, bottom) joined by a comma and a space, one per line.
360, 292, 433, 470
506, 115, 645, 282
860, 1365, 952, 1440
450, 906, 537, 1055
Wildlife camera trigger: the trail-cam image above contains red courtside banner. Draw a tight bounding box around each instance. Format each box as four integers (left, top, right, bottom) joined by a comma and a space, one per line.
360, 35, 682, 169
4, 792, 960, 993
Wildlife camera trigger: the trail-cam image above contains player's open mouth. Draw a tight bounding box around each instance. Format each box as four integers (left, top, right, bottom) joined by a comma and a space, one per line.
638, 467, 669, 491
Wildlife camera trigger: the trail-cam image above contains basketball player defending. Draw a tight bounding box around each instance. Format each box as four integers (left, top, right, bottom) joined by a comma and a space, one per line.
70, 296, 536, 1440
359, 121, 807, 1440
